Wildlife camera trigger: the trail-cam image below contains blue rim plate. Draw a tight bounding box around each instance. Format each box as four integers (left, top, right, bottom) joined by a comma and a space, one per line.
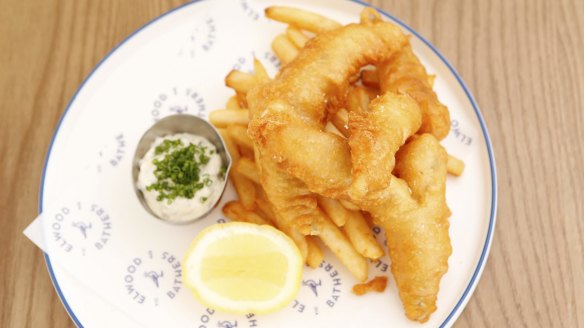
39, 1, 497, 327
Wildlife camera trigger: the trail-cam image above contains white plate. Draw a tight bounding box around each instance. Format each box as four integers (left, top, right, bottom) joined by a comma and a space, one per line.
40, 0, 497, 327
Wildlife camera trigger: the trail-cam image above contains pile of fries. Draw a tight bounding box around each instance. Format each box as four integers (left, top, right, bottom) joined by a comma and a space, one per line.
209, 7, 464, 285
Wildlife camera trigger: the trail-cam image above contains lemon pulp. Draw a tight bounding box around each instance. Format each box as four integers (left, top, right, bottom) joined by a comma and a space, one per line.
183, 222, 303, 314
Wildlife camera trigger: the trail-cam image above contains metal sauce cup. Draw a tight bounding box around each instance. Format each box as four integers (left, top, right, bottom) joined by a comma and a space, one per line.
132, 114, 232, 224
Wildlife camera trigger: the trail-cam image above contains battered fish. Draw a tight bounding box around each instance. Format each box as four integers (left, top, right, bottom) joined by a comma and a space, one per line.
359, 134, 451, 322
247, 20, 409, 230
379, 44, 451, 140
248, 9, 452, 322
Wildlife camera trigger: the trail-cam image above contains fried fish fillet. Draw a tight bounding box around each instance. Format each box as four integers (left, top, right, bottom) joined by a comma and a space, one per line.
360, 7, 450, 140
347, 90, 422, 199
247, 21, 409, 232
379, 44, 451, 140
358, 134, 451, 322
248, 9, 452, 322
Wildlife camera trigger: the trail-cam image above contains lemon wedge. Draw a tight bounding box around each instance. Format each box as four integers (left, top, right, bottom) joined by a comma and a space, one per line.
183, 222, 303, 314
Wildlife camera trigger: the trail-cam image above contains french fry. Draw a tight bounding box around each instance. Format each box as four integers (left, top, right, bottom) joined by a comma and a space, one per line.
209, 109, 249, 127
227, 125, 253, 151
361, 68, 379, 88
235, 157, 260, 184
324, 121, 345, 137
317, 196, 351, 227
225, 70, 257, 93
339, 199, 361, 211
343, 211, 384, 260
253, 59, 270, 83
255, 193, 275, 219
222, 201, 273, 226
286, 26, 310, 48
265, 6, 342, 34
226, 96, 241, 110
272, 34, 299, 65
330, 108, 350, 137
346, 87, 370, 113
283, 225, 309, 261
306, 236, 324, 268
316, 212, 368, 282
447, 154, 465, 176
217, 128, 240, 164
231, 172, 256, 210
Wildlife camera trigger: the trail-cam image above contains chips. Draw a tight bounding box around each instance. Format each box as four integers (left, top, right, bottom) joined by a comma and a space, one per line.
265, 6, 341, 33
271, 34, 299, 64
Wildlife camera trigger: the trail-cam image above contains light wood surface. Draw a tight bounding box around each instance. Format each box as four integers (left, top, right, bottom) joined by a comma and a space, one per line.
1, 0, 582, 327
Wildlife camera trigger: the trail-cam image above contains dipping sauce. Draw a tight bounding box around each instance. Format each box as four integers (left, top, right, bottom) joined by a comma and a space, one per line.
137, 133, 226, 222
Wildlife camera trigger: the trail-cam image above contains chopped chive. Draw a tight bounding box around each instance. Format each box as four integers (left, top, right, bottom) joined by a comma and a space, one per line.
146, 139, 217, 203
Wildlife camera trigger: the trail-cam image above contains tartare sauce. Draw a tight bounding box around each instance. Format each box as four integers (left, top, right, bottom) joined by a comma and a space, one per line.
137, 133, 225, 222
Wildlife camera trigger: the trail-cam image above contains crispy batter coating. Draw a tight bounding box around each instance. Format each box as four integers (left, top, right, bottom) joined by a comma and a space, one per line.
247, 21, 409, 232
348, 92, 422, 198
247, 9, 452, 322
352, 276, 388, 296
379, 44, 451, 140
363, 134, 451, 322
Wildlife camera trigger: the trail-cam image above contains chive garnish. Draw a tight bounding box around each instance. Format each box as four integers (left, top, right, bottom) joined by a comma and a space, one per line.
146, 139, 214, 203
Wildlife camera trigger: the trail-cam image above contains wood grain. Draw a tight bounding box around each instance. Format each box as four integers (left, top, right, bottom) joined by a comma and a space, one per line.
1, 0, 582, 327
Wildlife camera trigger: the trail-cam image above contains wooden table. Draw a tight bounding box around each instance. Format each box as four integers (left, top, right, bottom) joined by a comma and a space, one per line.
1, 0, 582, 327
